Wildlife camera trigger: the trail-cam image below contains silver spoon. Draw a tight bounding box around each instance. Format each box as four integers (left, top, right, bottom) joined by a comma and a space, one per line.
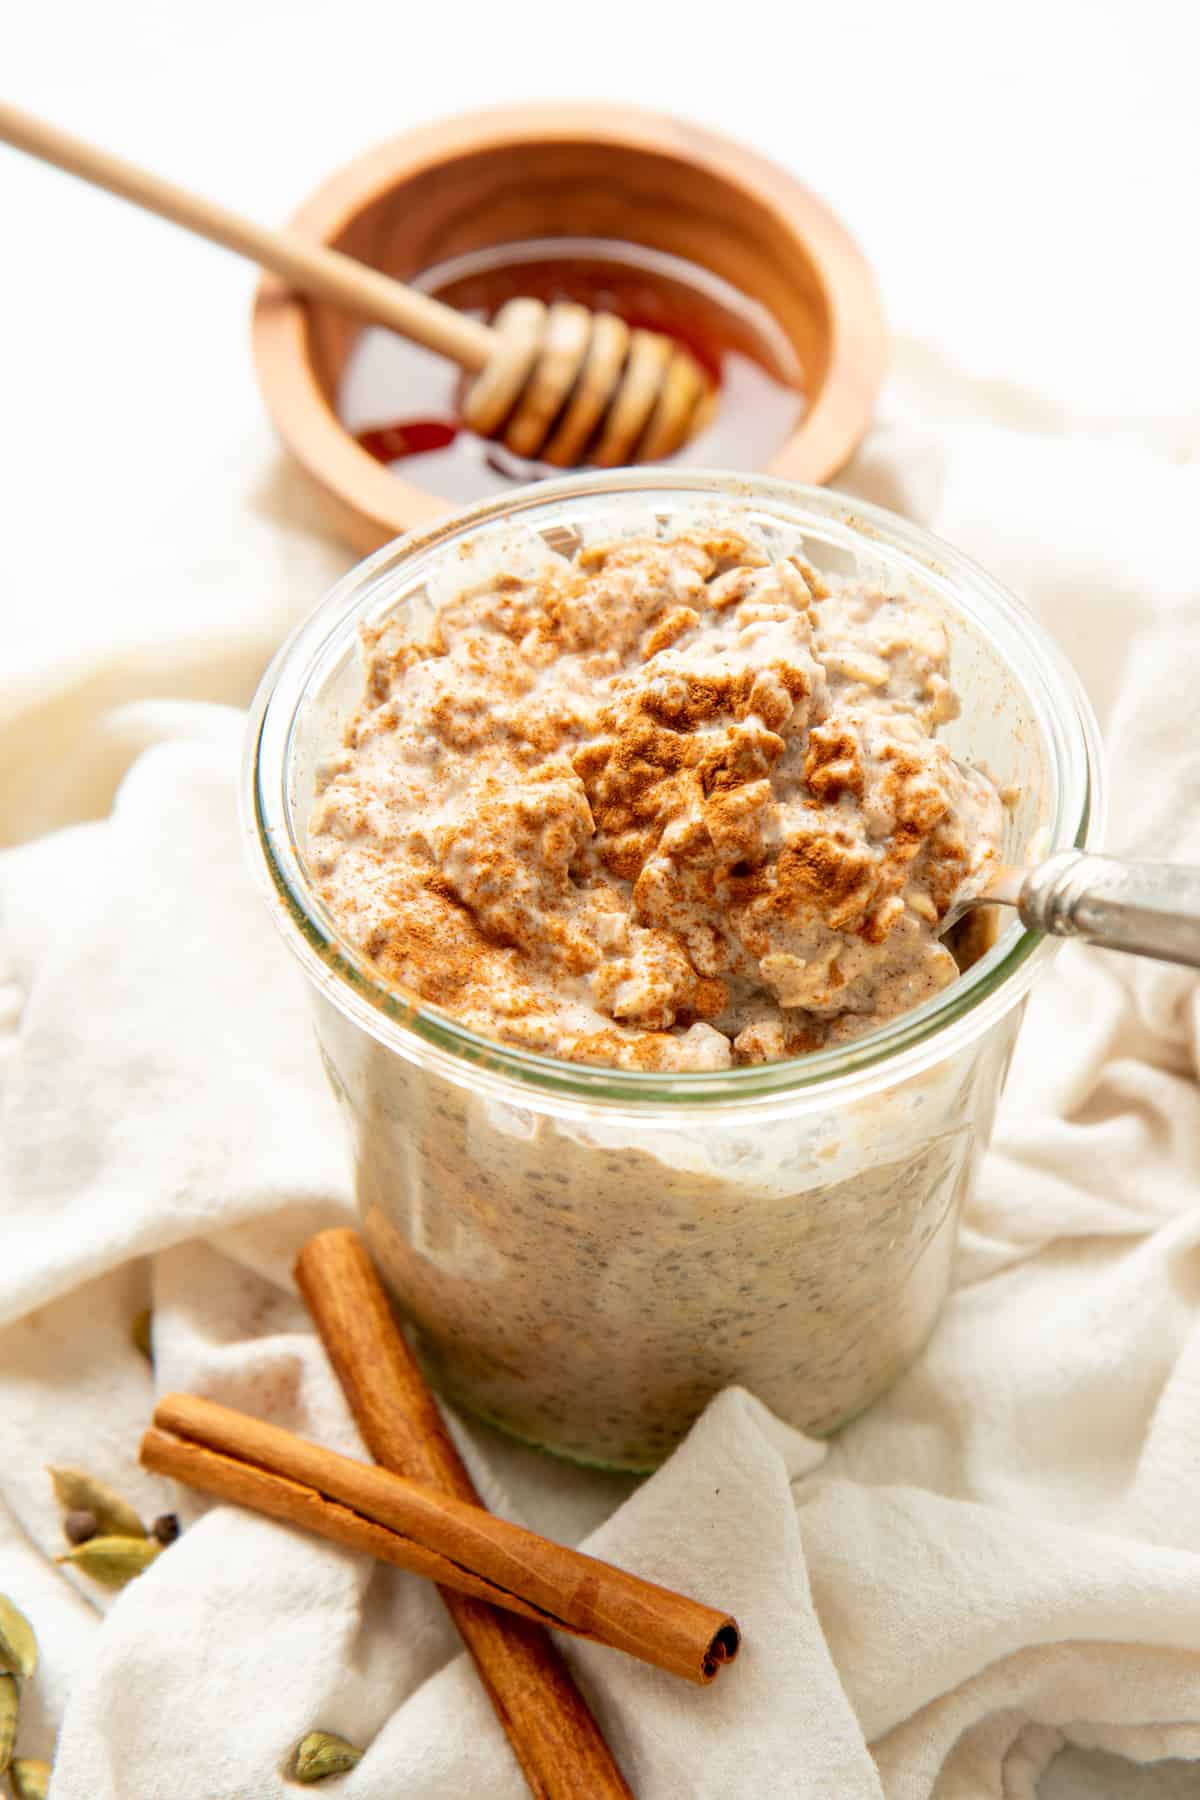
945, 850, 1200, 969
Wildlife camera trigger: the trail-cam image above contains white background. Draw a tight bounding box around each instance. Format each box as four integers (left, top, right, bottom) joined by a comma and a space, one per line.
3, 3, 1199, 1794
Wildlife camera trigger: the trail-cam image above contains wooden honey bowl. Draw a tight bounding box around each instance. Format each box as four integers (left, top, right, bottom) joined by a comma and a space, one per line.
251, 103, 888, 553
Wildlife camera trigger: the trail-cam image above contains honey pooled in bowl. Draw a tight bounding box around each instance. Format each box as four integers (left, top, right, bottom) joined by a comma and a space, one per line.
338, 239, 804, 502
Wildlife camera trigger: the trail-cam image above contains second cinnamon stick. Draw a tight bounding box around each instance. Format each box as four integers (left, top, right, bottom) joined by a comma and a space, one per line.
148, 1389, 738, 1685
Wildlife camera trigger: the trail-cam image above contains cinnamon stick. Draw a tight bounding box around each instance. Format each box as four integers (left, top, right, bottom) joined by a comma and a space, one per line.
140, 1424, 560, 1621
295, 1228, 632, 1799
145, 1390, 738, 1686
142, 1456, 626, 1800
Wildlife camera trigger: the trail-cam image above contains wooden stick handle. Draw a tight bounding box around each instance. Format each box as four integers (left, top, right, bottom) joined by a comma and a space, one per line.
295, 1228, 634, 1798
0, 98, 498, 371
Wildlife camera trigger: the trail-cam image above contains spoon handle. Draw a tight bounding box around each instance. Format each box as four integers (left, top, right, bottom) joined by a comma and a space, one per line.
0, 98, 497, 371
1019, 850, 1200, 969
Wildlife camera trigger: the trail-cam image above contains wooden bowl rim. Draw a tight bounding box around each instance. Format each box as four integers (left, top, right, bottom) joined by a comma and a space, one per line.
251, 102, 888, 549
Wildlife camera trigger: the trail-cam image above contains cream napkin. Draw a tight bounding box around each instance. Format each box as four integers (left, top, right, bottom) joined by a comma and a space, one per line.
2, 383, 1200, 1798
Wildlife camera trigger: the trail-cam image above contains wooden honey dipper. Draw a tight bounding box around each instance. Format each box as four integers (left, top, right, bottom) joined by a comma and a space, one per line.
0, 99, 715, 468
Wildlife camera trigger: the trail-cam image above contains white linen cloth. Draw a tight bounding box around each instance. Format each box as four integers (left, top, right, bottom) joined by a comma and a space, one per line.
2, 388, 1200, 1800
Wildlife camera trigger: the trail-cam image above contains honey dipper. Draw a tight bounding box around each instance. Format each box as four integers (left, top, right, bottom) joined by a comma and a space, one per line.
0, 99, 714, 467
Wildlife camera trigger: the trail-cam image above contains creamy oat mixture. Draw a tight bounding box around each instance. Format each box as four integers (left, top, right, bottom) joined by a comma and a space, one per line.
310, 530, 1002, 1070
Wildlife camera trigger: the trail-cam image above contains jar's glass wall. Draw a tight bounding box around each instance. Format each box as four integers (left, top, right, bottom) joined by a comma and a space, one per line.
247, 473, 1102, 1468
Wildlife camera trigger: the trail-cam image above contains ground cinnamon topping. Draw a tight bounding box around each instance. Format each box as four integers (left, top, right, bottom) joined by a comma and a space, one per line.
309, 527, 1003, 1069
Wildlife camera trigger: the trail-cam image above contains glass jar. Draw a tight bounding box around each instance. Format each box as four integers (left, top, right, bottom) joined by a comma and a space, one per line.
245, 473, 1103, 1471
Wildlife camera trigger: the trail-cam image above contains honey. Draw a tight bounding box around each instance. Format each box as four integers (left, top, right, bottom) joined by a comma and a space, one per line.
338, 238, 804, 504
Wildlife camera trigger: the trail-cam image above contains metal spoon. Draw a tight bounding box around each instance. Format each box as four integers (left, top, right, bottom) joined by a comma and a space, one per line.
945, 850, 1200, 969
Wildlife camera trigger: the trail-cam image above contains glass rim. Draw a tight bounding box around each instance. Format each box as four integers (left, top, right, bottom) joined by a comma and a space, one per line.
244, 470, 1105, 1116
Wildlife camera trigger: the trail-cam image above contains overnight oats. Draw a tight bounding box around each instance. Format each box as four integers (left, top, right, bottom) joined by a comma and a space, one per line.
247, 475, 1103, 1469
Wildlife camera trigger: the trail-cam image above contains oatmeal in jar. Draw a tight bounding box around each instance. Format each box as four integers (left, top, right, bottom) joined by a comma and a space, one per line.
310, 530, 1002, 1067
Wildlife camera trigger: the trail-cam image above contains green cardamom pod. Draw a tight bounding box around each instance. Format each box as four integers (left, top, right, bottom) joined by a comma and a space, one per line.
0, 1673, 17, 1777
9, 1757, 52, 1800
55, 1534, 160, 1589
62, 1508, 98, 1547
0, 1596, 37, 1680
288, 1730, 363, 1784
48, 1468, 146, 1540
131, 1308, 153, 1364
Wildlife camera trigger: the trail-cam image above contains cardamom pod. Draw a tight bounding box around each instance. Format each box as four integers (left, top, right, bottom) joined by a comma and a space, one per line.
288, 1730, 363, 1784
0, 1595, 37, 1680
0, 1673, 17, 1777
131, 1307, 153, 1364
9, 1757, 52, 1800
55, 1534, 160, 1589
48, 1468, 146, 1540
